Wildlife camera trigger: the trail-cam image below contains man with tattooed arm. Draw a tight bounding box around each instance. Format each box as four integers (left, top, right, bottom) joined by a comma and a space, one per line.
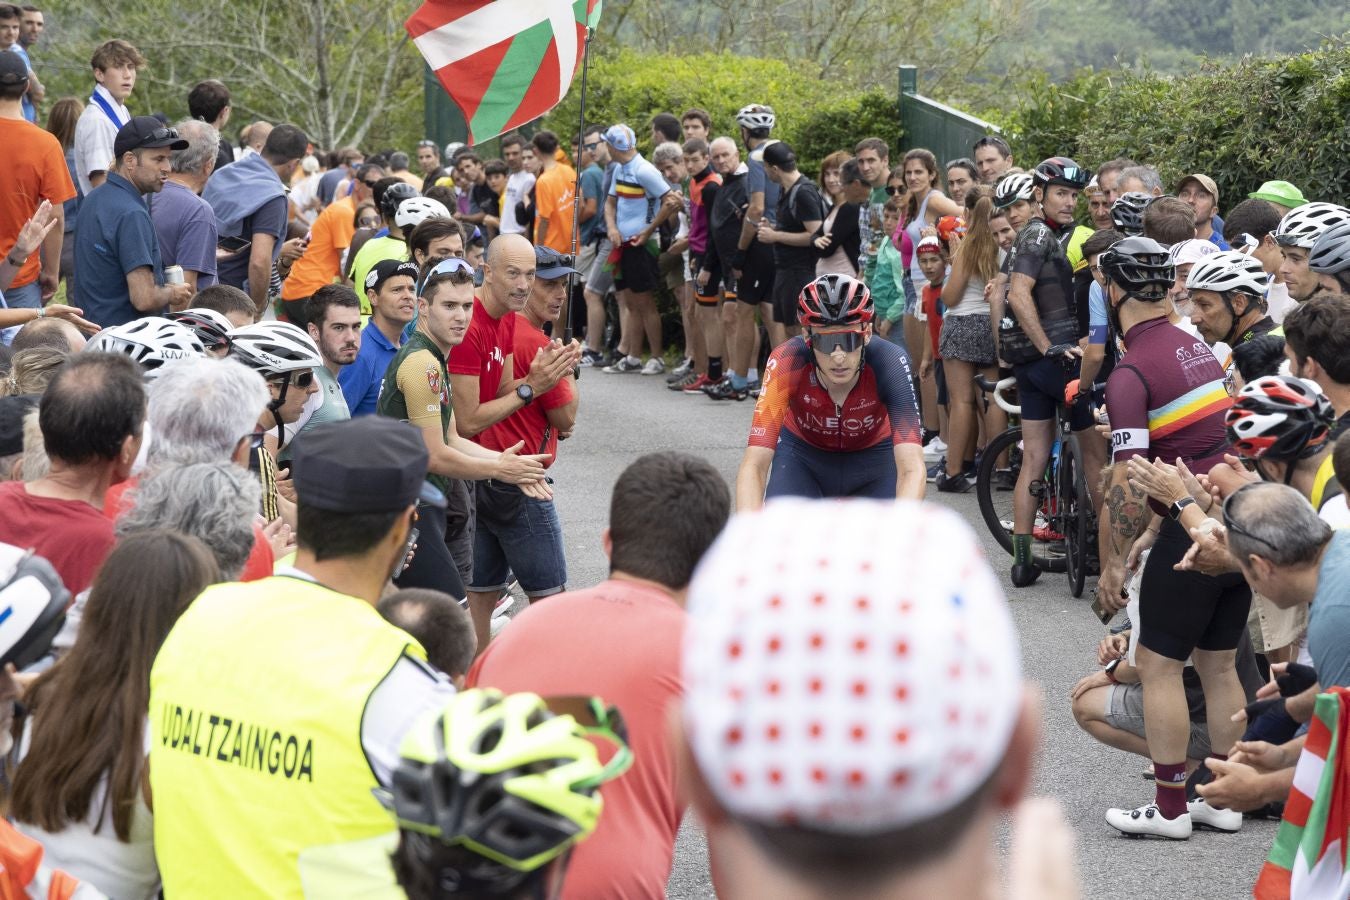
1093, 237, 1251, 840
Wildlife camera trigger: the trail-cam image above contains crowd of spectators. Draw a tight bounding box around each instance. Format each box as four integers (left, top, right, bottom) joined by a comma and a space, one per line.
3, 13, 1350, 899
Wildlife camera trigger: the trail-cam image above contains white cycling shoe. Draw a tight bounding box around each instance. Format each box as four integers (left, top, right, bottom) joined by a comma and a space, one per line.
1187, 798, 1242, 832
1105, 803, 1192, 839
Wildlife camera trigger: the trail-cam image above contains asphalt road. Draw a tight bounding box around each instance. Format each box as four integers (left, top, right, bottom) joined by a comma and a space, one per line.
532, 366, 1275, 899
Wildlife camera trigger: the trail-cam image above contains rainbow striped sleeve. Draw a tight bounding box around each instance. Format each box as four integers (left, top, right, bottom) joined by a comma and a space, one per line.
1147, 381, 1231, 441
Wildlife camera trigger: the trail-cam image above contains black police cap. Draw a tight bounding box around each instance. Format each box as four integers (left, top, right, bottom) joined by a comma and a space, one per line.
291, 417, 445, 513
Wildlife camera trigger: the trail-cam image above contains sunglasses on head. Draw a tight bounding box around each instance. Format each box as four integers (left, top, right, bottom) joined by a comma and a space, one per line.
810, 330, 865, 353
427, 257, 474, 278
1222, 484, 1280, 553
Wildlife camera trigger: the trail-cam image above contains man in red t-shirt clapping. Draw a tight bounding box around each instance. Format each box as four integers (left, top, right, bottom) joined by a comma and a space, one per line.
446, 233, 582, 649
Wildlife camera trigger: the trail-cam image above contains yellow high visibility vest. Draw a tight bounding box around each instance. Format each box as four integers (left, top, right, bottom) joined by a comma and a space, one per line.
149, 576, 424, 898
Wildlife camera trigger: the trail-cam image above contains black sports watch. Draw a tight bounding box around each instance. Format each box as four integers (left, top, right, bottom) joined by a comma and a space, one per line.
1168, 496, 1195, 521
1104, 656, 1124, 684
515, 384, 535, 406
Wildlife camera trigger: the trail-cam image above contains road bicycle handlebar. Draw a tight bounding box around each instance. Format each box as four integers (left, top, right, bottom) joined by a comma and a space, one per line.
974, 374, 1021, 416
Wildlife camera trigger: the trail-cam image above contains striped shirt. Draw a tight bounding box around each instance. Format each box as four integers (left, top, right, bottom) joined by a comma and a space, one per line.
608, 154, 670, 241
1107, 316, 1231, 474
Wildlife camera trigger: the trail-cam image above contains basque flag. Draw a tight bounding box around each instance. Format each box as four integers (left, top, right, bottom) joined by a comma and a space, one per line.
406, 0, 602, 145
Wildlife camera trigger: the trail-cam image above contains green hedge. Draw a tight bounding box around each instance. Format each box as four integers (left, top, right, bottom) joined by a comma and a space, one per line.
544, 48, 901, 174
993, 45, 1350, 205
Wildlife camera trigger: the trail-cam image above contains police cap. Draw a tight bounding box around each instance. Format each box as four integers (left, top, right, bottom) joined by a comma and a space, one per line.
291, 417, 446, 512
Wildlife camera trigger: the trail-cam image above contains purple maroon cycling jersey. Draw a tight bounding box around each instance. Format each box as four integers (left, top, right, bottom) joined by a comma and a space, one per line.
749, 335, 922, 453
1105, 317, 1232, 474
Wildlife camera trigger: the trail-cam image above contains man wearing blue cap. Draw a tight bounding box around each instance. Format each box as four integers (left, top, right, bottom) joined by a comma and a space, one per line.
601, 123, 681, 376
148, 415, 458, 896
72, 115, 193, 326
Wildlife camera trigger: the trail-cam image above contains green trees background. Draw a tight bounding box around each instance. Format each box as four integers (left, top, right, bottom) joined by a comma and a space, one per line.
23, 0, 1350, 207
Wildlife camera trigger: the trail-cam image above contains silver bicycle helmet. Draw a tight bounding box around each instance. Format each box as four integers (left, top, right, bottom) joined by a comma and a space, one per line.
85, 318, 206, 379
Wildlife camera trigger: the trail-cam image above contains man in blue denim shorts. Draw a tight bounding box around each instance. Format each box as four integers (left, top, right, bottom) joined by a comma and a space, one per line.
469, 246, 580, 642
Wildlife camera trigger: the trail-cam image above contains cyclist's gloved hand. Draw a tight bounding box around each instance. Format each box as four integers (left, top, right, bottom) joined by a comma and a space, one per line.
1064, 378, 1087, 406
1277, 662, 1318, 697
1045, 343, 1080, 363
1242, 695, 1286, 724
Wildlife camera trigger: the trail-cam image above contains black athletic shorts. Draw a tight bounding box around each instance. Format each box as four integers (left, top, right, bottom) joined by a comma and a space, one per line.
1138, 517, 1252, 661
770, 264, 816, 325
614, 242, 660, 294
737, 244, 774, 305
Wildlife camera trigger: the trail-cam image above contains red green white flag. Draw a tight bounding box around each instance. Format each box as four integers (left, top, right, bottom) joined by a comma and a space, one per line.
406, 0, 602, 145
1254, 686, 1350, 900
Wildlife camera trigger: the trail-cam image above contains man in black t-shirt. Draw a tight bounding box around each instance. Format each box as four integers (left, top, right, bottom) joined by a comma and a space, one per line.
998, 157, 1098, 587
755, 141, 824, 345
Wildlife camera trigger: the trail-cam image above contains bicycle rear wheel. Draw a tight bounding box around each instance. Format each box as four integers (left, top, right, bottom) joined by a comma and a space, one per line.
1059, 435, 1091, 597
975, 428, 1066, 573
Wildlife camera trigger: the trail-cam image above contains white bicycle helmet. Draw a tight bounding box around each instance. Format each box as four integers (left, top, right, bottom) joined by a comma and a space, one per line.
735, 104, 775, 131
0, 543, 69, 671
1309, 219, 1350, 275
993, 173, 1035, 210
228, 321, 321, 379
396, 196, 452, 230
86, 318, 206, 378
1185, 250, 1268, 298
168, 308, 235, 353
1273, 202, 1350, 249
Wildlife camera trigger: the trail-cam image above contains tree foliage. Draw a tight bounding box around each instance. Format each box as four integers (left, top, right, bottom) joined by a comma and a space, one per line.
32, 0, 423, 150
995, 44, 1350, 206
544, 49, 900, 174
602, 0, 1032, 104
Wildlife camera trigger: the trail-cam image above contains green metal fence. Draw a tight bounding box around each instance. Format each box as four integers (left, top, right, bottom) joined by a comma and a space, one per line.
897, 65, 1001, 167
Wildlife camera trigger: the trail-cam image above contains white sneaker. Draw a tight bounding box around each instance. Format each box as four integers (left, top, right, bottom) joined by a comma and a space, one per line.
602, 356, 642, 374
671, 357, 693, 377
1105, 803, 1192, 840
1187, 799, 1242, 833
640, 357, 666, 375
923, 437, 947, 463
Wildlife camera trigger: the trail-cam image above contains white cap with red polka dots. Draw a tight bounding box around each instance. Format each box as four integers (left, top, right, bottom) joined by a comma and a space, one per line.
682, 498, 1022, 833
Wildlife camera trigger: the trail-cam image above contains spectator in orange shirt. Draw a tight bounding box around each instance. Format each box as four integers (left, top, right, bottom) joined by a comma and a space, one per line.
279, 162, 385, 328
531, 130, 576, 254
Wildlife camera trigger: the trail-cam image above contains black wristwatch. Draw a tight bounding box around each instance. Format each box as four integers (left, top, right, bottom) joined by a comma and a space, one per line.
1168, 496, 1195, 521
515, 384, 535, 406
1104, 656, 1124, 684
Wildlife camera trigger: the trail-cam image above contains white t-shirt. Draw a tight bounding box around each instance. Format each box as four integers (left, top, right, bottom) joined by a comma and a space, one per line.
501, 171, 536, 234
72, 85, 130, 196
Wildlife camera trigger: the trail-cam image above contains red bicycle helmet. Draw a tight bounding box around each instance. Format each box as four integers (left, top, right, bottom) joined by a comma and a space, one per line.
1225, 375, 1334, 460
797, 274, 874, 329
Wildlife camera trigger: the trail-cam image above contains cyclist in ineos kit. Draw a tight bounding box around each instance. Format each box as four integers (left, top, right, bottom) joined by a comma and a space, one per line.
735, 273, 925, 509
998, 157, 1104, 587
1094, 236, 1250, 840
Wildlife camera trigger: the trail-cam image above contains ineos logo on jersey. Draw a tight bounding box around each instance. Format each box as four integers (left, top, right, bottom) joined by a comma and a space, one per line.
800, 412, 879, 434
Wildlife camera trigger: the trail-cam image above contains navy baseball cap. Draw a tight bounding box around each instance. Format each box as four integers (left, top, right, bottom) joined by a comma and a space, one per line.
534, 246, 579, 280
113, 116, 189, 159
0, 50, 28, 87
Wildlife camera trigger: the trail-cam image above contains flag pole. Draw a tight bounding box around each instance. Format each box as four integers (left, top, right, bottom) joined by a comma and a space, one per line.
561, 24, 594, 345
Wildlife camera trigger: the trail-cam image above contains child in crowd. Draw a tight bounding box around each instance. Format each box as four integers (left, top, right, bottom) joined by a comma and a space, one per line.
872, 198, 906, 338
916, 235, 951, 478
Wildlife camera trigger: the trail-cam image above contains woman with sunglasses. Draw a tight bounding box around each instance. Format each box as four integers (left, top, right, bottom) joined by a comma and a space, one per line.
735, 274, 925, 510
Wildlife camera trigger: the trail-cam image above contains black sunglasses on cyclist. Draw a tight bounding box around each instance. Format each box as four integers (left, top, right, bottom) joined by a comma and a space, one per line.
271, 370, 315, 390
810, 331, 865, 354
